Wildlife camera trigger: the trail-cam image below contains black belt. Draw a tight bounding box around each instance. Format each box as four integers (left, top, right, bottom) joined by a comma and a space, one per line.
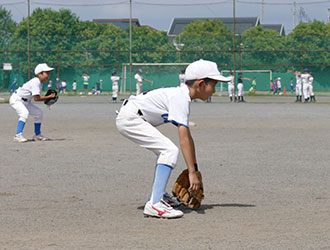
15, 91, 28, 102
123, 99, 143, 116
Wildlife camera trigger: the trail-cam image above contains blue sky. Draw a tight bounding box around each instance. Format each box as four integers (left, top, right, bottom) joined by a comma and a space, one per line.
1, 0, 330, 33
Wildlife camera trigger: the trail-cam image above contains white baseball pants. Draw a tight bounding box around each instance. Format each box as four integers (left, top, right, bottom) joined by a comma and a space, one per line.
237, 83, 244, 97
228, 84, 234, 97
303, 84, 310, 99
309, 85, 314, 97
112, 85, 118, 98
136, 82, 142, 95
295, 84, 302, 96
116, 100, 179, 168
10, 93, 43, 123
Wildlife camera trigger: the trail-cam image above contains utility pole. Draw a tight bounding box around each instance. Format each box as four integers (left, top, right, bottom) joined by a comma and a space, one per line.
261, 0, 264, 24
328, 8, 330, 23
129, 0, 132, 95
293, 1, 296, 29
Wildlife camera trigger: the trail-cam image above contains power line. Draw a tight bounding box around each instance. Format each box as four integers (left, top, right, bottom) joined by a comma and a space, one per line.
31, 0, 128, 6
134, 0, 230, 6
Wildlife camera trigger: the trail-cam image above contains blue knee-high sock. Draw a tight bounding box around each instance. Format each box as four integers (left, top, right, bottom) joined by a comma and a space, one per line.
34, 123, 41, 136
150, 164, 172, 205
16, 121, 26, 135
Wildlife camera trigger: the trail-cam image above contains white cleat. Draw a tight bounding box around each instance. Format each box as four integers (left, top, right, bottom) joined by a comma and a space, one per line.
143, 199, 183, 219
33, 134, 48, 141
13, 133, 28, 143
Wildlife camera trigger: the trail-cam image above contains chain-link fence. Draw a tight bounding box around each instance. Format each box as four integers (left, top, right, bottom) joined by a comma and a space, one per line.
1, 34, 330, 93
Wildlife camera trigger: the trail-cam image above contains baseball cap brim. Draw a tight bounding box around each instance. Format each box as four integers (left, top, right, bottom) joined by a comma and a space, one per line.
207, 74, 232, 82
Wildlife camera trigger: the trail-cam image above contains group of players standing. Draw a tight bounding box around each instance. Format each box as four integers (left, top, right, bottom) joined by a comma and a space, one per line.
293, 68, 316, 103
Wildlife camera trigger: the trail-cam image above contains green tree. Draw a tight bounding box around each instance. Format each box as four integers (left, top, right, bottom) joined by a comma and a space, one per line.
179, 19, 232, 67
241, 25, 286, 71
0, 6, 16, 49
286, 21, 330, 71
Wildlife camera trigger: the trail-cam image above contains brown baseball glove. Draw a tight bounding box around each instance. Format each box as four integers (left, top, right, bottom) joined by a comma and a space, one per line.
172, 169, 204, 209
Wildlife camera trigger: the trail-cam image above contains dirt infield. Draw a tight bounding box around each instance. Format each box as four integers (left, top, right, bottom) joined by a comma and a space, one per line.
1, 95, 330, 249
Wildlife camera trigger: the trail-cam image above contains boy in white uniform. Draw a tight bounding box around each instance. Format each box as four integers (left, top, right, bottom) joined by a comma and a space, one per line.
294, 71, 302, 102
111, 71, 126, 103
226, 71, 235, 102
10, 63, 55, 142
178, 68, 185, 87
134, 69, 152, 95
301, 68, 311, 103
309, 72, 316, 102
116, 59, 231, 218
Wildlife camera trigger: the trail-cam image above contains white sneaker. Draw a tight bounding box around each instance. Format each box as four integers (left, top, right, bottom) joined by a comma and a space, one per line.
143, 199, 183, 219
163, 192, 182, 207
33, 134, 48, 141
13, 133, 28, 143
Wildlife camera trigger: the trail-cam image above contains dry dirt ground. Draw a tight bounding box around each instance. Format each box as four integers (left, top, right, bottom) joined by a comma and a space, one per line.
1, 94, 330, 250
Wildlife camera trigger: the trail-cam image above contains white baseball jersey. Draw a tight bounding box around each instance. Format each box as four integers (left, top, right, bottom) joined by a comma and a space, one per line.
83, 75, 89, 82
128, 85, 191, 127
16, 77, 42, 101
111, 76, 120, 87
179, 73, 185, 87
308, 76, 314, 85
301, 73, 310, 85
277, 80, 282, 88
227, 75, 234, 86
135, 73, 143, 83
72, 82, 77, 90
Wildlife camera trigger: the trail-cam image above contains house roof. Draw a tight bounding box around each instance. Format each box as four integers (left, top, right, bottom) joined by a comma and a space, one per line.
168, 17, 285, 36
93, 19, 140, 30
261, 24, 286, 36
167, 17, 260, 36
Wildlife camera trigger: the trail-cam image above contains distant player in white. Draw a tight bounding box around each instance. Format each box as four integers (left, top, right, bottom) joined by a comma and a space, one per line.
237, 73, 251, 102
9, 63, 55, 142
277, 77, 282, 95
309, 72, 316, 102
301, 68, 311, 103
179, 68, 185, 87
134, 69, 152, 95
226, 71, 235, 102
293, 71, 302, 102
116, 59, 231, 218
111, 70, 126, 103
72, 80, 77, 93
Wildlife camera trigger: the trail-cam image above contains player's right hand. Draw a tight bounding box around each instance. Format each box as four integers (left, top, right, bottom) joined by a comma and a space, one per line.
188, 171, 201, 194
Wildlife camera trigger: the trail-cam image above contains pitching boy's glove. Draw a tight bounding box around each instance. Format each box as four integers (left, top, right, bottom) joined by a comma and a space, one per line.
44, 89, 58, 106
172, 169, 204, 209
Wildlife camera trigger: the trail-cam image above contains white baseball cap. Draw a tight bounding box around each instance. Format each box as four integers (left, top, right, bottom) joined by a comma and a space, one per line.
34, 63, 54, 75
185, 59, 231, 82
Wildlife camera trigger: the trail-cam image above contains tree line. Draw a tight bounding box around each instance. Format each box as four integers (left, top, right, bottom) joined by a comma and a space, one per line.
1, 6, 330, 79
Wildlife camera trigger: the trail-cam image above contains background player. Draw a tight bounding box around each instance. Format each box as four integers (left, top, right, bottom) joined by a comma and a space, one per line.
111, 71, 126, 103
116, 59, 231, 218
82, 73, 90, 95
309, 72, 316, 102
134, 69, 152, 95
9, 63, 55, 142
292, 71, 302, 102
179, 68, 185, 87
226, 70, 235, 102
237, 72, 251, 102
301, 68, 311, 103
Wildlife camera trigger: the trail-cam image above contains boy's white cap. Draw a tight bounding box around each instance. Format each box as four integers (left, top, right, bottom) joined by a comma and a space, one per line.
185, 59, 231, 82
34, 63, 54, 75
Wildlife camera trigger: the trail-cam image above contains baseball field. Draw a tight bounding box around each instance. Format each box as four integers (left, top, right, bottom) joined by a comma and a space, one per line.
1, 95, 330, 249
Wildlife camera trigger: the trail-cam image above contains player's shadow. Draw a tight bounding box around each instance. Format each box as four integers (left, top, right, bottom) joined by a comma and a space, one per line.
137, 203, 255, 214
26, 138, 67, 142
181, 203, 256, 214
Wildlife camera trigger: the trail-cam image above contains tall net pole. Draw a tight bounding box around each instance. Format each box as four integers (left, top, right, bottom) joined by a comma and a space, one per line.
129, 0, 132, 95
233, 0, 236, 94
27, 0, 31, 79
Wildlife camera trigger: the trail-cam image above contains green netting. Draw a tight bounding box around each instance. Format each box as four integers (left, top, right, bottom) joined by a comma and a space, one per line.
1, 34, 330, 92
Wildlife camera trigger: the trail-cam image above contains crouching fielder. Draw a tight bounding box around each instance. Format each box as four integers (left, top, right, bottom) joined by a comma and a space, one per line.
10, 63, 55, 142
116, 59, 231, 218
